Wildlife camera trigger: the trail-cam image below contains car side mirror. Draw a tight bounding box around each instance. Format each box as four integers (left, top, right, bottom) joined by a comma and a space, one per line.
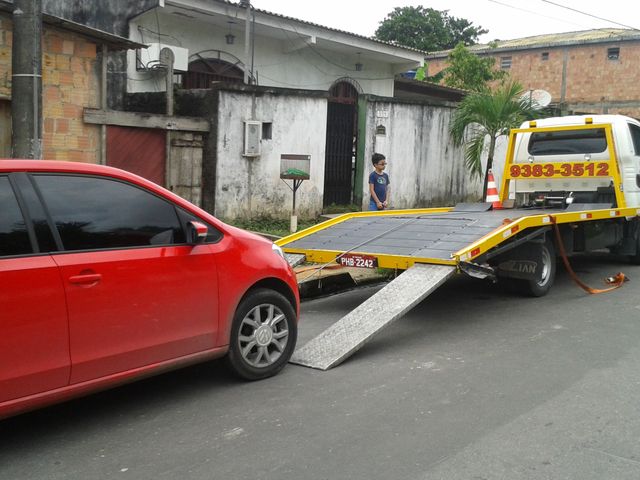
187, 220, 208, 245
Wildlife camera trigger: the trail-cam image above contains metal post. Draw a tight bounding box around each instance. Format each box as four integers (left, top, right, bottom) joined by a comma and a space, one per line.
11, 0, 43, 159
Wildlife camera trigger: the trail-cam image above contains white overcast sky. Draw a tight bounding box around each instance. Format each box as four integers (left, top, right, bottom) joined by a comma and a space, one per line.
254, 0, 640, 43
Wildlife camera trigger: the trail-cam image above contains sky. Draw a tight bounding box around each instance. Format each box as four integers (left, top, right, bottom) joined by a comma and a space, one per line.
253, 0, 640, 43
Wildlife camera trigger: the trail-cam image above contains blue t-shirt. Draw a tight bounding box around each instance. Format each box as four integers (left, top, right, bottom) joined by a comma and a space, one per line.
369, 171, 390, 202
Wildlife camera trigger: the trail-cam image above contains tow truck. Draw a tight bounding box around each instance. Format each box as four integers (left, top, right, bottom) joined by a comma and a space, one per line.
277, 114, 640, 370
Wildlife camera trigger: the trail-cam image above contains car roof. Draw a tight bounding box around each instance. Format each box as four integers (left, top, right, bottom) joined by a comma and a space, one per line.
0, 160, 219, 225
0, 159, 139, 178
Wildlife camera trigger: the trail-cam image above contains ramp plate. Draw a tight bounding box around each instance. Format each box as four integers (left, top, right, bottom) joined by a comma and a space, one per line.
285, 253, 306, 267
290, 263, 456, 370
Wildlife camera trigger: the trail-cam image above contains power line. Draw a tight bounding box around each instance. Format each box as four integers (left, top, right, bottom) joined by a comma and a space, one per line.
486, 0, 585, 29
540, 0, 640, 31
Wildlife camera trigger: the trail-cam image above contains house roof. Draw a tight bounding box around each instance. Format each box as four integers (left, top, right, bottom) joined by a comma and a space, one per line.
161, 0, 425, 66
244, 1, 427, 55
426, 28, 640, 59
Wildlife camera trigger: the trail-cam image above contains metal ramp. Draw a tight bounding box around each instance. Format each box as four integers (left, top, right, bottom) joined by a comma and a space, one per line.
290, 263, 456, 370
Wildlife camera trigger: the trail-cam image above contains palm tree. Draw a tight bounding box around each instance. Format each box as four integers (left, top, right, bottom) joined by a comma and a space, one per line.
450, 81, 540, 199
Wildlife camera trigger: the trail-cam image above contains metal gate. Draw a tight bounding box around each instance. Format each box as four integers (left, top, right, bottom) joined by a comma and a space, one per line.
323, 100, 356, 207
106, 126, 165, 186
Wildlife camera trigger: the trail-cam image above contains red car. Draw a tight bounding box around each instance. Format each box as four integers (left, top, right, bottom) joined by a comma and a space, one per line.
0, 160, 299, 419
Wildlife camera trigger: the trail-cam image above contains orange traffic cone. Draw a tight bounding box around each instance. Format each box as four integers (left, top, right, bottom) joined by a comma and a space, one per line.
486, 169, 503, 210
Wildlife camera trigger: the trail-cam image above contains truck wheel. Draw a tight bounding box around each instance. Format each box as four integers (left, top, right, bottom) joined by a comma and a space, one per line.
513, 240, 557, 297
226, 288, 297, 380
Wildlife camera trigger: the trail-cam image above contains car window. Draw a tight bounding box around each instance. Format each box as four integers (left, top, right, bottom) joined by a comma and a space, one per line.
10, 174, 58, 253
528, 128, 607, 155
0, 176, 33, 257
629, 123, 640, 156
34, 175, 185, 251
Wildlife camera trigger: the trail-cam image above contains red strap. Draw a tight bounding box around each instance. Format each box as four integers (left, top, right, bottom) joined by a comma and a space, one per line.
550, 216, 628, 294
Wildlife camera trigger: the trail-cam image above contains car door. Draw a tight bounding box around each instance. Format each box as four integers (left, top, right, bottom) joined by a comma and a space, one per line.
0, 175, 70, 402
33, 174, 219, 384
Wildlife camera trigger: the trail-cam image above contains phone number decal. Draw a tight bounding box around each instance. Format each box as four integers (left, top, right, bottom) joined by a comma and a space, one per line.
509, 162, 610, 178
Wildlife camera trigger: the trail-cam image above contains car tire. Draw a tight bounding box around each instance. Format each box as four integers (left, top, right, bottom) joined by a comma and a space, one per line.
511, 239, 557, 297
226, 288, 297, 380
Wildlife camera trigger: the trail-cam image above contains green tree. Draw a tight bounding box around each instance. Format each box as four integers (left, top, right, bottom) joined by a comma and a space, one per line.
442, 42, 506, 92
450, 81, 540, 198
375, 7, 487, 51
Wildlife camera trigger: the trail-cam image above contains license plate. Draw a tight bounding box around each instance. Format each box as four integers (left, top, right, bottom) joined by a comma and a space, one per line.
337, 253, 378, 269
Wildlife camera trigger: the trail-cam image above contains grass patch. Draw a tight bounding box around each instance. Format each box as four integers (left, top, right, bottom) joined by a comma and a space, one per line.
323, 203, 361, 214
226, 216, 321, 238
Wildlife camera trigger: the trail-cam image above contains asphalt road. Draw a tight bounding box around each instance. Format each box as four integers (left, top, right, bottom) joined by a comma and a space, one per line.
2, 255, 640, 479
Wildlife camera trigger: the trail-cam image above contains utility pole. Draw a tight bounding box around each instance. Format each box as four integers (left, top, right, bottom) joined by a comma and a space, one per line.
11, 0, 43, 159
240, 0, 251, 84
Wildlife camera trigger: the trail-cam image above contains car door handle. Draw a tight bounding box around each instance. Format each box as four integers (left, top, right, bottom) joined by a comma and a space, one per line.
69, 273, 102, 286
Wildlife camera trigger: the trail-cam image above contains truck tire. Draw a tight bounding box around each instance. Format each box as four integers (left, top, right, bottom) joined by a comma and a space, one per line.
513, 239, 557, 297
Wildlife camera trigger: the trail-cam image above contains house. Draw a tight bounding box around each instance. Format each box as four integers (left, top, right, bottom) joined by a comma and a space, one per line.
425, 28, 640, 119
118, 0, 482, 219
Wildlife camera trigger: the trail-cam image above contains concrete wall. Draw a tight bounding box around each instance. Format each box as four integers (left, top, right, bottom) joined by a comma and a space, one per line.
0, 16, 101, 163
362, 100, 483, 209
127, 10, 395, 97
427, 41, 640, 118
214, 90, 327, 220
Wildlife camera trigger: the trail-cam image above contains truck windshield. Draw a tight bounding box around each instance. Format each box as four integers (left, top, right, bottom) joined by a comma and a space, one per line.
528, 128, 607, 155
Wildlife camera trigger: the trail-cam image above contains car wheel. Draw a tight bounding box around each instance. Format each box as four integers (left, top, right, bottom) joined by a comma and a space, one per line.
226, 288, 297, 380
512, 239, 557, 297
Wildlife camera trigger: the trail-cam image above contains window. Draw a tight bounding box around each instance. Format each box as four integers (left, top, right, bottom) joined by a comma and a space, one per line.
607, 47, 620, 60
500, 56, 512, 69
528, 128, 607, 155
629, 123, 640, 156
541, 52, 549, 61
11, 174, 58, 252
34, 175, 185, 251
262, 122, 273, 140
0, 176, 32, 257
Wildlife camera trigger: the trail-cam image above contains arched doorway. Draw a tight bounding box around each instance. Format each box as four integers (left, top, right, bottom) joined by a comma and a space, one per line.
182, 52, 245, 88
323, 79, 360, 207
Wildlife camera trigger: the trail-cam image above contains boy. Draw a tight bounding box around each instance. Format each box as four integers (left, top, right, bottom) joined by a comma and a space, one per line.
368, 153, 390, 211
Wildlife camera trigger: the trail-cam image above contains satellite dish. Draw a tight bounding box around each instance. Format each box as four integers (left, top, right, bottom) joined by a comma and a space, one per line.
521, 89, 552, 109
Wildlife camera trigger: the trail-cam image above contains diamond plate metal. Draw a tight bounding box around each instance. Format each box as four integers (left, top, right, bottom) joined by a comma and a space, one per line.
285, 253, 306, 267
289, 263, 456, 370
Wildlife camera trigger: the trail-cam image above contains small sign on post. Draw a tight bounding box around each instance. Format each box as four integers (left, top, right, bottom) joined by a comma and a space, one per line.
280, 154, 310, 233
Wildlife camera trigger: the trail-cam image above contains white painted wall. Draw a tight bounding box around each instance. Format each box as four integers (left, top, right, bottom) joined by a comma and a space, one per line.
214, 90, 327, 220
362, 102, 483, 209
127, 11, 396, 96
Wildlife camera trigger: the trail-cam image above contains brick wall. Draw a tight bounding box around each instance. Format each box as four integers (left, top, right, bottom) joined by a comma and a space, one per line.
427, 41, 640, 118
0, 17, 101, 162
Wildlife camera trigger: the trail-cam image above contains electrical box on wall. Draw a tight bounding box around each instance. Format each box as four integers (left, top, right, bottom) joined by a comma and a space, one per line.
244, 121, 262, 157
138, 43, 189, 71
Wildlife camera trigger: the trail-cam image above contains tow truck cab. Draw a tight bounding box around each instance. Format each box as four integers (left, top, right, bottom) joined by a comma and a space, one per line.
508, 114, 640, 209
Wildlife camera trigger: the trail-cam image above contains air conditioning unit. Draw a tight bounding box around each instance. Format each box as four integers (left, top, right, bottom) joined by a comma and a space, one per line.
244, 121, 262, 157
137, 43, 189, 71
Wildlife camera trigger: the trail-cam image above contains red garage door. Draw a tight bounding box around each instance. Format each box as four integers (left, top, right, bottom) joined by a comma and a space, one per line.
107, 126, 165, 186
